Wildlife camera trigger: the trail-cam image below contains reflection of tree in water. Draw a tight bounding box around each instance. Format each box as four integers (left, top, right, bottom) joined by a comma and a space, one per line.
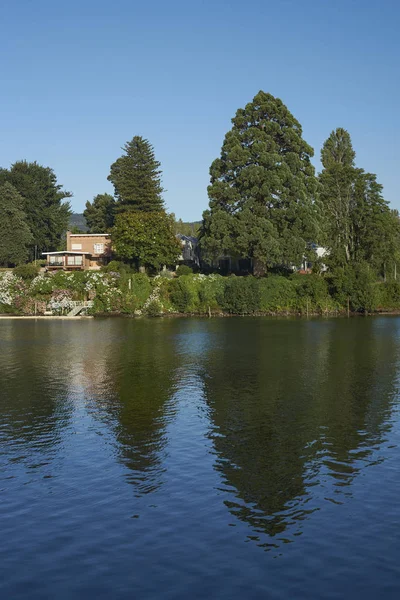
0, 322, 73, 455
83, 319, 180, 495
201, 318, 400, 548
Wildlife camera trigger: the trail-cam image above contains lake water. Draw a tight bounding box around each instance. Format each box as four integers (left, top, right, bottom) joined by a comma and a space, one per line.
1, 317, 400, 599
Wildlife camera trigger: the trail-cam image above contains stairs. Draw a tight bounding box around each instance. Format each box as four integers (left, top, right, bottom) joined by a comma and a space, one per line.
66, 301, 94, 316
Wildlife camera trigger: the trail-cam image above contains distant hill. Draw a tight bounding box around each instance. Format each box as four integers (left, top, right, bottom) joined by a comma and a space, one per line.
69, 213, 88, 232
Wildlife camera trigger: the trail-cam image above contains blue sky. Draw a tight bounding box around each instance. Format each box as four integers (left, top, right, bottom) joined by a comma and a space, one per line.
1, 0, 399, 220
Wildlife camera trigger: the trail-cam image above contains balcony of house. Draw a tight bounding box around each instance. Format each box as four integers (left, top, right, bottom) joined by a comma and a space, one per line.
42, 251, 91, 271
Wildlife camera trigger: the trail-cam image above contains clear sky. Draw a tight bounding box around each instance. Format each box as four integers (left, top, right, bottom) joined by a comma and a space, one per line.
1, 0, 399, 220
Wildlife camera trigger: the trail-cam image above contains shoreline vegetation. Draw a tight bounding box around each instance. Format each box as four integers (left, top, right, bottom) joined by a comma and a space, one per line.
2, 268, 400, 319
2, 92, 400, 317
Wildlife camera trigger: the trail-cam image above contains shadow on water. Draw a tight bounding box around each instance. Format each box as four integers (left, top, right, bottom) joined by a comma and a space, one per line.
198, 317, 400, 549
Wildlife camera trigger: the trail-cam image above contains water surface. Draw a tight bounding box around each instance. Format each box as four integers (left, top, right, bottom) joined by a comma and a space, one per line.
1, 317, 400, 599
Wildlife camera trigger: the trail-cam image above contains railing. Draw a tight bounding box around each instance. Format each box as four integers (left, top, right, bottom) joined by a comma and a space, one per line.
48, 261, 64, 267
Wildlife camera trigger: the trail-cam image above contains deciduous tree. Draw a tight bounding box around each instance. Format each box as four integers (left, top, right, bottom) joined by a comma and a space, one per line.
112, 211, 181, 271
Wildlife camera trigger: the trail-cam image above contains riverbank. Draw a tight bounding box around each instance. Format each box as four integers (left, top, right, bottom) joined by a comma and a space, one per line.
1, 269, 400, 317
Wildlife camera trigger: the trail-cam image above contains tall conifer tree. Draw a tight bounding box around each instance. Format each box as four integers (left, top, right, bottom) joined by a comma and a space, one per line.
200, 91, 319, 272
108, 136, 165, 212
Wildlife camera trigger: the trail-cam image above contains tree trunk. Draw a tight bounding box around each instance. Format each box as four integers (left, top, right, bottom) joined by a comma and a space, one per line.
253, 258, 267, 277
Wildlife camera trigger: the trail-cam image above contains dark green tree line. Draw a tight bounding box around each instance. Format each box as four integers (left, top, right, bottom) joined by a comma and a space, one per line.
0, 161, 71, 258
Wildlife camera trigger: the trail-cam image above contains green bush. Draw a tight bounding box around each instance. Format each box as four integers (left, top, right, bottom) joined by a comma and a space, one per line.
220, 276, 260, 314
101, 260, 135, 275
176, 265, 193, 277
259, 276, 296, 312
169, 277, 195, 312
14, 263, 40, 280
328, 263, 378, 313
376, 280, 400, 310
291, 273, 334, 313
145, 300, 163, 317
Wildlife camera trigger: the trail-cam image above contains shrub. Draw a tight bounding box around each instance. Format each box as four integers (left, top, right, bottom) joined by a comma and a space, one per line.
291, 273, 333, 313
14, 263, 40, 280
176, 265, 193, 277
145, 300, 163, 317
102, 260, 135, 275
377, 281, 400, 309
259, 276, 296, 312
169, 277, 195, 312
220, 276, 260, 314
328, 263, 378, 313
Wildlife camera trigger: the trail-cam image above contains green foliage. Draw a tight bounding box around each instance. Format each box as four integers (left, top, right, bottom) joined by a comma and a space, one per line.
14, 263, 40, 280
200, 91, 319, 270
0, 161, 71, 256
101, 260, 135, 275
83, 193, 116, 232
176, 265, 193, 277
259, 276, 297, 312
291, 273, 334, 313
319, 128, 396, 273
220, 276, 261, 314
327, 263, 378, 313
145, 300, 163, 317
173, 217, 201, 237
130, 273, 152, 306
0, 183, 33, 266
108, 136, 164, 212
168, 277, 195, 312
112, 211, 181, 271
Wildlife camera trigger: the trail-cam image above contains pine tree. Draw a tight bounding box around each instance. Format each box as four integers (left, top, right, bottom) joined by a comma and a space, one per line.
84, 193, 116, 232
0, 161, 71, 256
108, 136, 165, 212
200, 91, 319, 272
0, 183, 33, 266
319, 128, 395, 272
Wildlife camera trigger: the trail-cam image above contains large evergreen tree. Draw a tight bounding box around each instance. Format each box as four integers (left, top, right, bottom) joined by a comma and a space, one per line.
200, 91, 319, 272
0, 161, 71, 257
0, 183, 33, 266
83, 193, 116, 232
108, 136, 165, 212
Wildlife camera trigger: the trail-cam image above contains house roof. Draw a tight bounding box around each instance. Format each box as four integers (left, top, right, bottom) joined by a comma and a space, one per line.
69, 233, 110, 237
42, 251, 92, 255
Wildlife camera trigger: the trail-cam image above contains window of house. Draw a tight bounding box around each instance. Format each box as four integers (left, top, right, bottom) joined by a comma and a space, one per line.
94, 243, 104, 254
71, 243, 82, 250
67, 255, 83, 266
